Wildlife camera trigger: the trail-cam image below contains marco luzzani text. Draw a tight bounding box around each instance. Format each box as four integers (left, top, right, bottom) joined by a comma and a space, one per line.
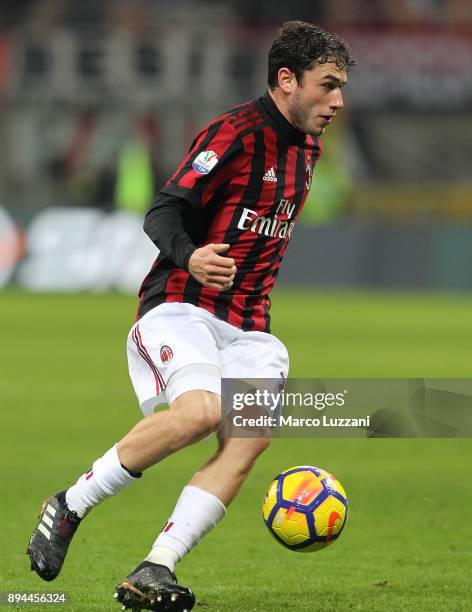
231, 389, 370, 429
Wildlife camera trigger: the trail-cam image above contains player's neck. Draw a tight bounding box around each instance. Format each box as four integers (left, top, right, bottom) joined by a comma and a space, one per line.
267, 88, 299, 132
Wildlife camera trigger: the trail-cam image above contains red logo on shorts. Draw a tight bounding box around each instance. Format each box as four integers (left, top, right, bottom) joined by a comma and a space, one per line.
160, 345, 173, 364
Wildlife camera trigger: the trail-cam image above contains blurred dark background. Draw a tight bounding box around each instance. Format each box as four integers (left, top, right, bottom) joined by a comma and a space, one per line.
0, 0, 471, 291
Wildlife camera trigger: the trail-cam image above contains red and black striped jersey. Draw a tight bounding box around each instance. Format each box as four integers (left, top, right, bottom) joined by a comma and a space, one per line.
138, 92, 322, 333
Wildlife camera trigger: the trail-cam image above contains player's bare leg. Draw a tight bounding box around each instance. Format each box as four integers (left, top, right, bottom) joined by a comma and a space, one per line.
116, 390, 221, 471
188, 433, 271, 505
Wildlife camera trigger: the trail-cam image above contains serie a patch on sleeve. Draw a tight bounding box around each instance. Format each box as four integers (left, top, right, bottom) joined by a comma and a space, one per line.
192, 150, 219, 174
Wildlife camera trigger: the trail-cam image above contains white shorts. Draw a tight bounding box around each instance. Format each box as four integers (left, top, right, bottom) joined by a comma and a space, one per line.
127, 302, 289, 415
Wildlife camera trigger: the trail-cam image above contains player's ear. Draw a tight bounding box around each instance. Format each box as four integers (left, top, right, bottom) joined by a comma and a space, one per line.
278, 67, 296, 93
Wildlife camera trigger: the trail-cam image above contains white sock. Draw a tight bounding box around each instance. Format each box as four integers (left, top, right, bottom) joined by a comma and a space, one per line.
65, 444, 140, 518
146, 485, 226, 571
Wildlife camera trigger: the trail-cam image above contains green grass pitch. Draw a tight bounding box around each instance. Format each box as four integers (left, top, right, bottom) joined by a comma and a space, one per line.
1, 289, 471, 611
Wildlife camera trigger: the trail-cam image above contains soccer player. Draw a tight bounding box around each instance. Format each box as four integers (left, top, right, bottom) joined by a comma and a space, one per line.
27, 21, 354, 612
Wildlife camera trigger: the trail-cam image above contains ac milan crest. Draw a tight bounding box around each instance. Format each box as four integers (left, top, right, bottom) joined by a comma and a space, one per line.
160, 345, 173, 364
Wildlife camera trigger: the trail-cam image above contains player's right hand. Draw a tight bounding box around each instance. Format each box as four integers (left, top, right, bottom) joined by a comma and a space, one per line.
188, 243, 237, 291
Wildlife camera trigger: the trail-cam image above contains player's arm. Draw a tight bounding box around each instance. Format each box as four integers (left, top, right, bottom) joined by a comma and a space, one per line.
144, 194, 236, 291
146, 118, 242, 289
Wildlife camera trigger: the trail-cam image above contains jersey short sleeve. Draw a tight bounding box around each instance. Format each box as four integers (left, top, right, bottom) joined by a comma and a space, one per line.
160, 119, 242, 209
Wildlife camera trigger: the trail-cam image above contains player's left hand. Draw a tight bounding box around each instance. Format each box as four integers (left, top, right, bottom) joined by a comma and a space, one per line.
188, 243, 237, 291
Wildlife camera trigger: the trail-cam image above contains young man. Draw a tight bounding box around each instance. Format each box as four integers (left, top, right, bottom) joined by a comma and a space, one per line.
27, 21, 354, 612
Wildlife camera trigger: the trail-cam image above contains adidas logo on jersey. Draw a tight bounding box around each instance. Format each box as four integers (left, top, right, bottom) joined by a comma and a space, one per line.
263, 167, 277, 182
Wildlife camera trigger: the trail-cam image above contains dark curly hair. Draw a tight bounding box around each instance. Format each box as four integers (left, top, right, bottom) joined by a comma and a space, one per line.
268, 21, 355, 90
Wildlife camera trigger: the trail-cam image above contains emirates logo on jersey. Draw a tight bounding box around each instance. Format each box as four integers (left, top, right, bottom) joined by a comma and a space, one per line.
160, 345, 174, 364
237, 207, 295, 240
237, 199, 296, 240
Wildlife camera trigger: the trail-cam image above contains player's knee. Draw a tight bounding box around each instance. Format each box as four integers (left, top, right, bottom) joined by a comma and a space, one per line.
233, 436, 272, 472
217, 434, 271, 459
247, 435, 271, 458
176, 392, 220, 439
234, 437, 271, 476
191, 395, 221, 437
170, 390, 221, 440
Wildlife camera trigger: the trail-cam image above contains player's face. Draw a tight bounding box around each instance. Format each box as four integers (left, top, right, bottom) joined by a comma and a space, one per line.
287, 62, 347, 137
